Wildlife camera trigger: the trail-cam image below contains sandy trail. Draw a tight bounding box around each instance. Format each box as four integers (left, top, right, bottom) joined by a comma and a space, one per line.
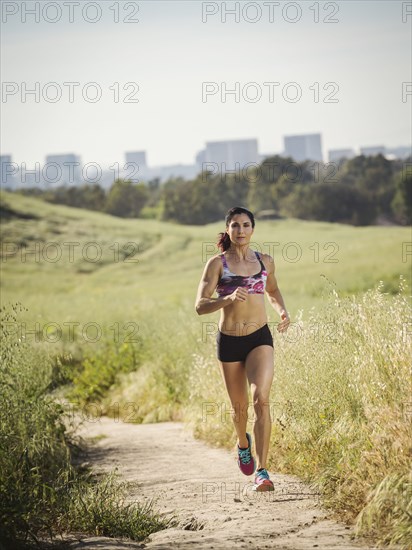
68, 417, 378, 550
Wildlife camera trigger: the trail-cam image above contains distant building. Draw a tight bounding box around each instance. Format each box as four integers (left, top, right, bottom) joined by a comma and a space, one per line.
328, 149, 356, 163
117, 162, 199, 185
0, 155, 15, 189
360, 146, 385, 157
44, 153, 82, 187
123, 151, 148, 183
125, 151, 147, 169
118, 150, 199, 184
284, 133, 323, 162
146, 164, 199, 182
195, 149, 206, 167
199, 138, 260, 172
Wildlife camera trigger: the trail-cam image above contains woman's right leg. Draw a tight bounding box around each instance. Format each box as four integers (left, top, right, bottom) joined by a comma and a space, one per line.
218, 360, 249, 448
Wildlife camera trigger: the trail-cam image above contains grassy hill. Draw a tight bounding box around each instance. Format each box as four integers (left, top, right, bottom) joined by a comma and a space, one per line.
1, 190, 410, 340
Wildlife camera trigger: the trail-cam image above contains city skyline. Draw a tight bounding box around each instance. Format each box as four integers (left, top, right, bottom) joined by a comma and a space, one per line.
2, 132, 411, 190
1, 1, 411, 168
2, 133, 411, 170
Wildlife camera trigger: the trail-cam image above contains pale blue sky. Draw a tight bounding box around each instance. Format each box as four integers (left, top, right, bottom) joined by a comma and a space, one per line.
1, 1, 411, 168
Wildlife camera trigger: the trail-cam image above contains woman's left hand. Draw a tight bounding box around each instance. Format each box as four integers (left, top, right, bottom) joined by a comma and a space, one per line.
277, 310, 290, 333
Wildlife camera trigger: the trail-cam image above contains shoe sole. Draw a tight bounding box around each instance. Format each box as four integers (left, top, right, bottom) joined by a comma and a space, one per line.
253, 483, 274, 492
253, 482, 275, 493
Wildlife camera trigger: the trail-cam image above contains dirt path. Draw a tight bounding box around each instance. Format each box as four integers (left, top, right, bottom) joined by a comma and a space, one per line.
68, 417, 378, 550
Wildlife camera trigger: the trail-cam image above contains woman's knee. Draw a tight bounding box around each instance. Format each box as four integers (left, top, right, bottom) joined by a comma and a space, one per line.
251, 390, 271, 416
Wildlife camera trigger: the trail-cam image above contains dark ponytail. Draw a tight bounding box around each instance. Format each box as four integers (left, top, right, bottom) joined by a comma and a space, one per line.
216, 206, 255, 253
217, 231, 231, 252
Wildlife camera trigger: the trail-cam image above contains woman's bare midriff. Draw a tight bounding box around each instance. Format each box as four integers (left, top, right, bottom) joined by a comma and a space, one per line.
218, 294, 268, 336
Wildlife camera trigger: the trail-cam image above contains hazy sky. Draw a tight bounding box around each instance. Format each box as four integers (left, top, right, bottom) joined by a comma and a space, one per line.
1, 0, 411, 168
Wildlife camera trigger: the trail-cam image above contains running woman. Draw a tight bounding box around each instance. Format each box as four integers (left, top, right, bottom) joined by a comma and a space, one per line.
195, 206, 290, 491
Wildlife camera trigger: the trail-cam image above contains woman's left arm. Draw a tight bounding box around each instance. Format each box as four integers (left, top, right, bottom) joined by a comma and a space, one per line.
263, 254, 290, 332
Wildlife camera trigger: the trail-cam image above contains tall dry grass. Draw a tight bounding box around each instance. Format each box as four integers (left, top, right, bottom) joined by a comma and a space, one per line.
186, 276, 411, 548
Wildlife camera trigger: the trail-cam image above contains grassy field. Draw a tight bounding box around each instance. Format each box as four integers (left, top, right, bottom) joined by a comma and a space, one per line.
1, 189, 411, 547
1, 190, 410, 354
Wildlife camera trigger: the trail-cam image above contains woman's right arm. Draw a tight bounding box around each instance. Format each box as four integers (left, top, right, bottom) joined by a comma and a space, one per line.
195, 256, 232, 315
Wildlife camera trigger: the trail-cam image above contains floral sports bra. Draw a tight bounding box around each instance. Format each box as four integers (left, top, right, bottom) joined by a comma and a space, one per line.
216, 251, 268, 297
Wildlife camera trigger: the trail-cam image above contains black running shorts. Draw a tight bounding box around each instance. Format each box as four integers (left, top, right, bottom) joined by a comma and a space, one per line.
216, 323, 274, 362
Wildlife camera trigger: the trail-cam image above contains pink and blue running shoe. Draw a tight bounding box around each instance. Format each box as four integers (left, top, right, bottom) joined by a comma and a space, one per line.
252, 468, 274, 491
237, 432, 256, 476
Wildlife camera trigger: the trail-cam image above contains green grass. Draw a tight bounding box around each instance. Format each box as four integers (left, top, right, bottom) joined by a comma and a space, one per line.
1, 190, 411, 547
0, 302, 175, 547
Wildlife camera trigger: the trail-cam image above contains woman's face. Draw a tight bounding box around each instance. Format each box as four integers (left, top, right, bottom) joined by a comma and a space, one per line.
226, 213, 254, 246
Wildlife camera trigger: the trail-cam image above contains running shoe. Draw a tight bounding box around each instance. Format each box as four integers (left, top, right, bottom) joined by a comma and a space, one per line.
237, 432, 256, 476
252, 468, 274, 491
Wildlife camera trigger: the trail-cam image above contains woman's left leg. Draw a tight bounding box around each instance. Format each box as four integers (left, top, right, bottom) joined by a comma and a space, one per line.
244, 345, 274, 469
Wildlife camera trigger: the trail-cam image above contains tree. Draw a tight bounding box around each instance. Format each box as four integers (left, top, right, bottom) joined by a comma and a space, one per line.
280, 183, 376, 225
80, 184, 106, 211
339, 154, 395, 217
104, 179, 148, 218
391, 170, 412, 225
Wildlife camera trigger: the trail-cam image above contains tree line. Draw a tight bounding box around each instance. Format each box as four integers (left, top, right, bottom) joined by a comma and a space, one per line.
9, 154, 412, 226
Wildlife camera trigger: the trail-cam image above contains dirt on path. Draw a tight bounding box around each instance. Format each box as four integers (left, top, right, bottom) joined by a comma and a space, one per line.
67, 417, 379, 550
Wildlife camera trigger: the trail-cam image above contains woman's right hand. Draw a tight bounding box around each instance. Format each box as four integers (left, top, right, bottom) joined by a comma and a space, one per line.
229, 287, 249, 303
